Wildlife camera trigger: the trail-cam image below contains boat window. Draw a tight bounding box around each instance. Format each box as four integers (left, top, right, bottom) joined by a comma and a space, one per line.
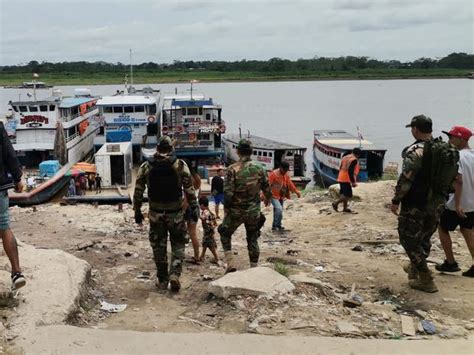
40, 105, 48, 112
187, 107, 198, 115
206, 113, 211, 121
252, 151, 256, 156
68, 126, 77, 137
113, 106, 123, 113
12, 106, 18, 112
263, 152, 268, 157
135, 105, 144, 112
29, 106, 38, 112
19, 106, 28, 112
199, 133, 210, 140
199, 108, 203, 115
181, 108, 186, 115
103, 106, 113, 113
124, 106, 133, 113
71, 107, 79, 115
49, 104, 56, 111
98, 126, 104, 135
257, 151, 262, 156
269, 152, 273, 157
286, 151, 293, 156
133, 124, 139, 128
147, 105, 157, 115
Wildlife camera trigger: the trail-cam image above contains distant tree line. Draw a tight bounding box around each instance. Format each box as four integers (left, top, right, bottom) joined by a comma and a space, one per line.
1, 52, 473, 74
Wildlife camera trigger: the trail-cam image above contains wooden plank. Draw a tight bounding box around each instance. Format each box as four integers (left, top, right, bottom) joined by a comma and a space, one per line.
401, 315, 416, 336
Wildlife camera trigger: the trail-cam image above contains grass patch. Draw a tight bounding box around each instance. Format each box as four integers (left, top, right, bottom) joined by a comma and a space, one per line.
273, 262, 290, 278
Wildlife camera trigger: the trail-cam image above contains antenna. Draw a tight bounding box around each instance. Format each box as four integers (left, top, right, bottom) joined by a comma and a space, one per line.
129, 49, 133, 86
247, 130, 250, 138
239, 124, 242, 138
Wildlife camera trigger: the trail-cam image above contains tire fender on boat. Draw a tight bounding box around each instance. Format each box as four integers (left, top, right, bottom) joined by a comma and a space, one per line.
147, 115, 156, 123
176, 125, 184, 134
189, 132, 197, 141
162, 126, 169, 134
219, 124, 226, 133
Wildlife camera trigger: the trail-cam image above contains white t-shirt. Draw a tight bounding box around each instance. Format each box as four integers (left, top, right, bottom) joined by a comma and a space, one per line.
446, 148, 474, 212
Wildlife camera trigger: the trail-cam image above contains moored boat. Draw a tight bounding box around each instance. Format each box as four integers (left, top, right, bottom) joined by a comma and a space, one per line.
223, 134, 311, 189
312, 130, 386, 187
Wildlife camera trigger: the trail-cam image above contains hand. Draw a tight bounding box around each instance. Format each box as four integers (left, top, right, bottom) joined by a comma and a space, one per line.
296, 191, 301, 198
390, 203, 400, 216
456, 205, 467, 219
14, 181, 23, 193
351, 182, 358, 188
135, 210, 144, 225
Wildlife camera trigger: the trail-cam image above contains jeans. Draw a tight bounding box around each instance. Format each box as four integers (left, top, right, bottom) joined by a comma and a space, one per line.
271, 198, 284, 229
0, 190, 10, 231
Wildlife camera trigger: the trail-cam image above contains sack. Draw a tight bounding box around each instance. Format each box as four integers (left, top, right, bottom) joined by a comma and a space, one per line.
423, 137, 459, 200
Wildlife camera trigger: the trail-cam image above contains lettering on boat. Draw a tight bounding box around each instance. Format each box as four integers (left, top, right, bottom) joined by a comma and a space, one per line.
20, 115, 49, 127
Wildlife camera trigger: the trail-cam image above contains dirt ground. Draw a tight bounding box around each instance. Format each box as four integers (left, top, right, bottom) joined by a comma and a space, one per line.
6, 181, 474, 339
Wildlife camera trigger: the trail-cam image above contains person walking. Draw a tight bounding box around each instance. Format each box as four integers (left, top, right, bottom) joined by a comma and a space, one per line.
0, 122, 26, 290
332, 148, 361, 213
268, 161, 301, 231
391, 115, 457, 293
436, 126, 474, 277
95, 173, 102, 194
133, 136, 198, 292
183, 162, 201, 264
218, 139, 272, 273
198, 196, 219, 264
211, 168, 225, 219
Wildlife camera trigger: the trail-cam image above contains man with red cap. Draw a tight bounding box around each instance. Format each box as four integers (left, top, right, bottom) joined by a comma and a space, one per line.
436, 126, 474, 277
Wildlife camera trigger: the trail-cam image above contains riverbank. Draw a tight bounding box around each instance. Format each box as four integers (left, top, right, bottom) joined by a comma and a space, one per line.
1, 69, 471, 86
1, 181, 473, 354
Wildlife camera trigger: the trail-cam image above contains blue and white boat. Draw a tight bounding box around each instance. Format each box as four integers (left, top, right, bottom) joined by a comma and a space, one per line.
312, 130, 386, 186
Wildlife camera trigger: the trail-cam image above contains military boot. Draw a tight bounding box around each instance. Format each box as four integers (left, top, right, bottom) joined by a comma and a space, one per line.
250, 262, 258, 268
403, 262, 418, 280
169, 275, 181, 292
408, 271, 438, 293
224, 251, 237, 274
155, 279, 168, 291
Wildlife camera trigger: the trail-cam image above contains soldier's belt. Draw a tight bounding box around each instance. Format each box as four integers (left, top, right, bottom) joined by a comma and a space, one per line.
150, 208, 182, 214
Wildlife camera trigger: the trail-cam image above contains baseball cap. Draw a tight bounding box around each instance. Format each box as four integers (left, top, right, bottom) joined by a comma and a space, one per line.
157, 136, 173, 148
237, 138, 252, 150
442, 126, 472, 141
405, 115, 433, 133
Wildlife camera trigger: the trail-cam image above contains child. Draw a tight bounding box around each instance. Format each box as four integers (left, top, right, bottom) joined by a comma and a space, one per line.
199, 196, 219, 263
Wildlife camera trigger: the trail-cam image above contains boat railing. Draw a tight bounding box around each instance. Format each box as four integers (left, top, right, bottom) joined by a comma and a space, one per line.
63, 106, 97, 122
66, 131, 80, 143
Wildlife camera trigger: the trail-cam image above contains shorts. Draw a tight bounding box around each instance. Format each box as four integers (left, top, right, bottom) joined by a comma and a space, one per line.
213, 193, 224, 205
339, 182, 353, 198
440, 209, 474, 231
0, 191, 10, 231
202, 233, 217, 249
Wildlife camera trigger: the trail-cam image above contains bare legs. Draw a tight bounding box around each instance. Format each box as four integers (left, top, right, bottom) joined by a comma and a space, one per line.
187, 222, 200, 261
438, 225, 474, 265
0, 229, 21, 274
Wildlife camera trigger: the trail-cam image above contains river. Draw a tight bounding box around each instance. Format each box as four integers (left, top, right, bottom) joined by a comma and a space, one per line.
1, 79, 473, 172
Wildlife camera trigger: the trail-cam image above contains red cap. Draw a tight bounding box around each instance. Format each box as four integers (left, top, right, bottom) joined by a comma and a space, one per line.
442, 126, 473, 140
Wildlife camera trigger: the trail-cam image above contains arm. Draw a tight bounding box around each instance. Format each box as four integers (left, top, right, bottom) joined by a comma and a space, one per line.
454, 173, 466, 218
1, 123, 22, 185
133, 163, 148, 224
287, 175, 301, 197
180, 163, 197, 207
348, 160, 357, 184
261, 169, 272, 206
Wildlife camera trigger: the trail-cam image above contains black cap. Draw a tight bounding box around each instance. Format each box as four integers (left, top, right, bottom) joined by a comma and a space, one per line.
405, 115, 433, 133
157, 136, 173, 148
237, 138, 252, 150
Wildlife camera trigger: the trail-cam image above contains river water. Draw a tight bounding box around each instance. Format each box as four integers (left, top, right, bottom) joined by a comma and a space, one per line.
1, 79, 473, 172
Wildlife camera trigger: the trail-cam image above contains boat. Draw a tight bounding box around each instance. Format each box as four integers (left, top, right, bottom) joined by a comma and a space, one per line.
146, 90, 226, 183
312, 130, 386, 187
94, 85, 161, 163
223, 134, 311, 189
6, 88, 101, 205
3, 82, 53, 89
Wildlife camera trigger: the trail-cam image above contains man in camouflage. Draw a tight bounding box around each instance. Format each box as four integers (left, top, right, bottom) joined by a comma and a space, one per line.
133, 136, 198, 292
218, 139, 272, 273
391, 115, 441, 293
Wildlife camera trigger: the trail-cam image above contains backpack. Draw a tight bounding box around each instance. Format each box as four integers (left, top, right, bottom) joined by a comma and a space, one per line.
422, 137, 459, 201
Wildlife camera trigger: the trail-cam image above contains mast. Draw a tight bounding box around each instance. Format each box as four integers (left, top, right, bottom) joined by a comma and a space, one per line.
32, 73, 39, 101
130, 49, 133, 86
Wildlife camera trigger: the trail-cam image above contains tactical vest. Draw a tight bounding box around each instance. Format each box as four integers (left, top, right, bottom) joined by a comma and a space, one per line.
147, 158, 182, 204
401, 140, 429, 207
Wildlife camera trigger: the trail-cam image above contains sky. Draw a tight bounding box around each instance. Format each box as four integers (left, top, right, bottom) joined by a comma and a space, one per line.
0, 0, 472, 65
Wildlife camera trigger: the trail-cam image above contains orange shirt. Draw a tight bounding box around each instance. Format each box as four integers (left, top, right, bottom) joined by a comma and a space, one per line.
268, 169, 300, 200
337, 154, 360, 183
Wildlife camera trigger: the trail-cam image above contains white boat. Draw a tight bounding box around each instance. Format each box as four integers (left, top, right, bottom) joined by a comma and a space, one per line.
7, 88, 100, 167
94, 86, 161, 162
223, 134, 311, 189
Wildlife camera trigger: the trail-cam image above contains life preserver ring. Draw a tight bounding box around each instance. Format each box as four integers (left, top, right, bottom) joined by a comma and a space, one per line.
219, 124, 226, 133
147, 115, 156, 123
162, 126, 169, 134
176, 125, 184, 134
189, 133, 197, 141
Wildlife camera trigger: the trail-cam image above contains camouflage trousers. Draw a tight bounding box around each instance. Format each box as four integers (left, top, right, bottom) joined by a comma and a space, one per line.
148, 209, 187, 283
398, 205, 441, 273
218, 208, 260, 263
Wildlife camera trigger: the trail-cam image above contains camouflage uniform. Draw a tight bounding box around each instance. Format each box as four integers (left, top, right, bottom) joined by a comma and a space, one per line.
218, 142, 272, 264
393, 139, 443, 273
133, 143, 197, 284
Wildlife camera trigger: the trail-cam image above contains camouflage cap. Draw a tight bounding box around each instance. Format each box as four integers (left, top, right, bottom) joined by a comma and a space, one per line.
157, 136, 173, 148
237, 138, 252, 150
405, 114, 432, 132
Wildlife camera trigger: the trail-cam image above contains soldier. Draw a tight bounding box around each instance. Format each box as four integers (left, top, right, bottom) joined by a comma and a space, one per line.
390, 115, 441, 293
133, 136, 198, 292
218, 139, 272, 273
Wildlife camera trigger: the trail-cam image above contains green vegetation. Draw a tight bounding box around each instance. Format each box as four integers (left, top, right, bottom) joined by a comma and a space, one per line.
273, 262, 290, 278
1, 52, 472, 85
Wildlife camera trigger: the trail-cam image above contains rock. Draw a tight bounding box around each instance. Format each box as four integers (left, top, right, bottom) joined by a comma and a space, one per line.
208, 267, 295, 299
352, 245, 363, 252
400, 315, 416, 336
289, 273, 323, 286
414, 309, 428, 319
421, 320, 436, 334
247, 319, 259, 333
336, 321, 361, 335
464, 322, 474, 331
440, 325, 468, 339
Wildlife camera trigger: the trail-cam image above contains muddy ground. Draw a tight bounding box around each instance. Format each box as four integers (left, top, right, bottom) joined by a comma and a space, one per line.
5, 181, 474, 339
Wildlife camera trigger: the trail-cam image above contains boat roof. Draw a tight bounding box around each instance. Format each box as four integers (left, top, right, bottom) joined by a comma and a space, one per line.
162, 94, 219, 110
314, 130, 385, 151
225, 134, 306, 151
10, 99, 58, 106
59, 97, 96, 108
97, 95, 159, 106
